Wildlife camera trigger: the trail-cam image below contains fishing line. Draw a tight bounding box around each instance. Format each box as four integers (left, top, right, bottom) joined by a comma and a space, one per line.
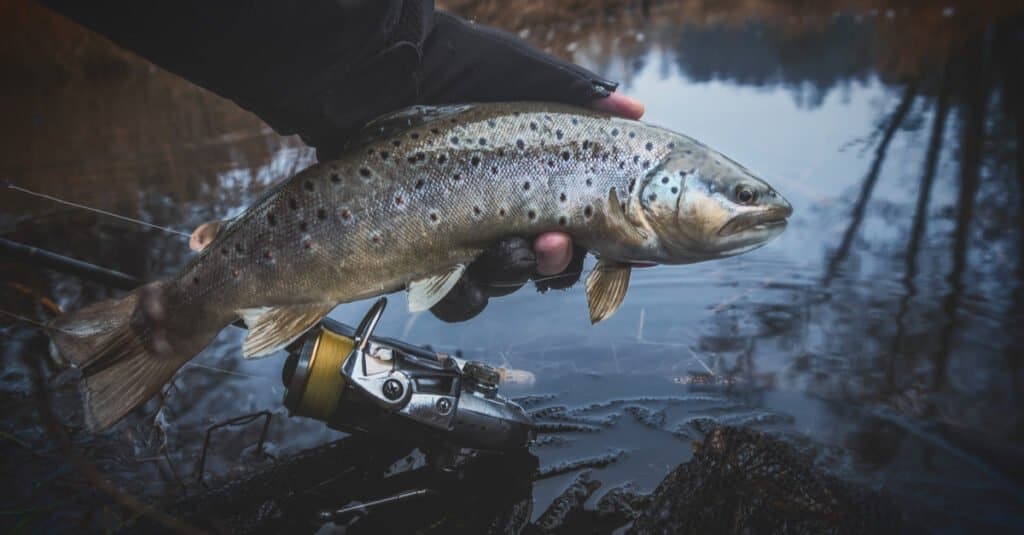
5, 181, 191, 238
489, 271, 583, 288
0, 309, 65, 333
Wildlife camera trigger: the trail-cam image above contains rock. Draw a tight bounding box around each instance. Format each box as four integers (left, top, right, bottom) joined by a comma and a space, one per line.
628, 426, 915, 534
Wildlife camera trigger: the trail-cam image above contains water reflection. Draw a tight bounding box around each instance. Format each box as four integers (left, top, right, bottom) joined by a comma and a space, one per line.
2, 0, 1022, 531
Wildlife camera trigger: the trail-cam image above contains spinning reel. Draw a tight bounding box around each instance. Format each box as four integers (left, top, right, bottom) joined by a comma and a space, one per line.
281, 298, 534, 450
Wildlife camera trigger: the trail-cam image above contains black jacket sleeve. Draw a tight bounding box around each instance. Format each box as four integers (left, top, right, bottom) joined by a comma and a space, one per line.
40, 1, 616, 157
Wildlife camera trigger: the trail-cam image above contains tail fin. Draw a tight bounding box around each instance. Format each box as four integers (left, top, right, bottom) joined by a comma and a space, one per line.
48, 281, 224, 431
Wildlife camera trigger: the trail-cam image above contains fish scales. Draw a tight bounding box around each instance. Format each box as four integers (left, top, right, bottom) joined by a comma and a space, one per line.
48, 101, 792, 430
186, 103, 677, 310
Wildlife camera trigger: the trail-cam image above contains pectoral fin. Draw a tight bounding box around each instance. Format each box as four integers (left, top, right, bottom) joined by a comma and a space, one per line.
190, 220, 225, 252
239, 303, 334, 358
607, 188, 648, 243
585, 259, 632, 324
407, 264, 467, 312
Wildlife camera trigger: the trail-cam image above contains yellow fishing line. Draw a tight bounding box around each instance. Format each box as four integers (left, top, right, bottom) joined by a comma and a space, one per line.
298, 329, 353, 420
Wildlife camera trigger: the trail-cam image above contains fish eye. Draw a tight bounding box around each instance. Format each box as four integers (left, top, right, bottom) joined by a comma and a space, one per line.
735, 186, 756, 205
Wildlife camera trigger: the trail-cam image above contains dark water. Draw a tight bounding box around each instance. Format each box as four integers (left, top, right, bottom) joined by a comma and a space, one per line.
2, 1, 1022, 532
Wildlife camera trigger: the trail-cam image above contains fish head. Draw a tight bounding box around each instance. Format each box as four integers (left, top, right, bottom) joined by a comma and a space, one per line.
637, 141, 792, 263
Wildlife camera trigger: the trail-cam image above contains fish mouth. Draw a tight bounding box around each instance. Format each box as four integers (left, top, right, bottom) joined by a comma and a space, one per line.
717, 210, 790, 237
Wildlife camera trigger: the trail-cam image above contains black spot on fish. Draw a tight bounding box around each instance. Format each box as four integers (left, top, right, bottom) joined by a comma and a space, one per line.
438, 154, 448, 164
571, 117, 579, 125
523, 181, 531, 191
561, 151, 571, 161
633, 155, 641, 164
516, 139, 525, 150
586, 178, 593, 186
407, 155, 417, 164
220, 247, 228, 256
497, 148, 506, 157
317, 208, 327, 219
529, 122, 538, 131
392, 139, 402, 147
299, 221, 308, 231
559, 216, 567, 226
372, 234, 381, 243
648, 193, 657, 202
528, 210, 537, 220
473, 206, 482, 215
235, 243, 244, 253
499, 208, 507, 216
555, 129, 564, 140
410, 132, 420, 139
642, 160, 650, 169
267, 214, 277, 226
668, 142, 675, 149
618, 161, 626, 170
582, 140, 591, 150
429, 213, 438, 222
304, 240, 312, 250
547, 159, 556, 168
661, 176, 669, 184
478, 138, 487, 146
611, 128, 619, 137
544, 114, 552, 122
341, 209, 351, 220
359, 168, 371, 178
451, 136, 460, 144
628, 131, 636, 138
415, 179, 425, 189
264, 250, 273, 260
679, 170, 687, 178
304, 180, 314, 191
559, 192, 567, 202
471, 156, 481, 166
487, 120, 496, 128
671, 186, 679, 194
584, 206, 593, 217
330, 173, 340, 183
645, 142, 654, 151
289, 198, 298, 210
395, 195, 403, 206
430, 128, 440, 135
453, 173, 462, 181
416, 152, 426, 161
380, 151, 389, 160
491, 166, 498, 174
193, 277, 199, 285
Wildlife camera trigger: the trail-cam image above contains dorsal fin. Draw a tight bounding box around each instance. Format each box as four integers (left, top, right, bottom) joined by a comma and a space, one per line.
348, 105, 476, 149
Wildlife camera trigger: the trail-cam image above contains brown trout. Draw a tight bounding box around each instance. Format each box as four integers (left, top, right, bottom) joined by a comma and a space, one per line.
49, 102, 791, 430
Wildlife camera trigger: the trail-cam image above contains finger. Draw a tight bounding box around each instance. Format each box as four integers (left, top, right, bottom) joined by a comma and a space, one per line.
589, 91, 645, 120
534, 232, 573, 276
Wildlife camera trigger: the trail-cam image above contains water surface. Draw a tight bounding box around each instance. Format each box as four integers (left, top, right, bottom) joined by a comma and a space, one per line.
2, 1, 1022, 531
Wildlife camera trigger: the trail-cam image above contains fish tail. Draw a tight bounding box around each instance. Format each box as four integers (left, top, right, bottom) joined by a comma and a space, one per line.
48, 280, 226, 431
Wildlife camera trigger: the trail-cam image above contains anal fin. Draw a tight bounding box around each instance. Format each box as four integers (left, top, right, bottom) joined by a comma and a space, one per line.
407, 264, 466, 312
240, 303, 334, 358
585, 259, 632, 324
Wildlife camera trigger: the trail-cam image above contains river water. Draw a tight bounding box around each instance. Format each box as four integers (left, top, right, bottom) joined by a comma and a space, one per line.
1, 0, 1022, 531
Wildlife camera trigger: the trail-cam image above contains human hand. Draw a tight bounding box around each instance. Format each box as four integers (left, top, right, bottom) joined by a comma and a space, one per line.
430, 92, 644, 322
